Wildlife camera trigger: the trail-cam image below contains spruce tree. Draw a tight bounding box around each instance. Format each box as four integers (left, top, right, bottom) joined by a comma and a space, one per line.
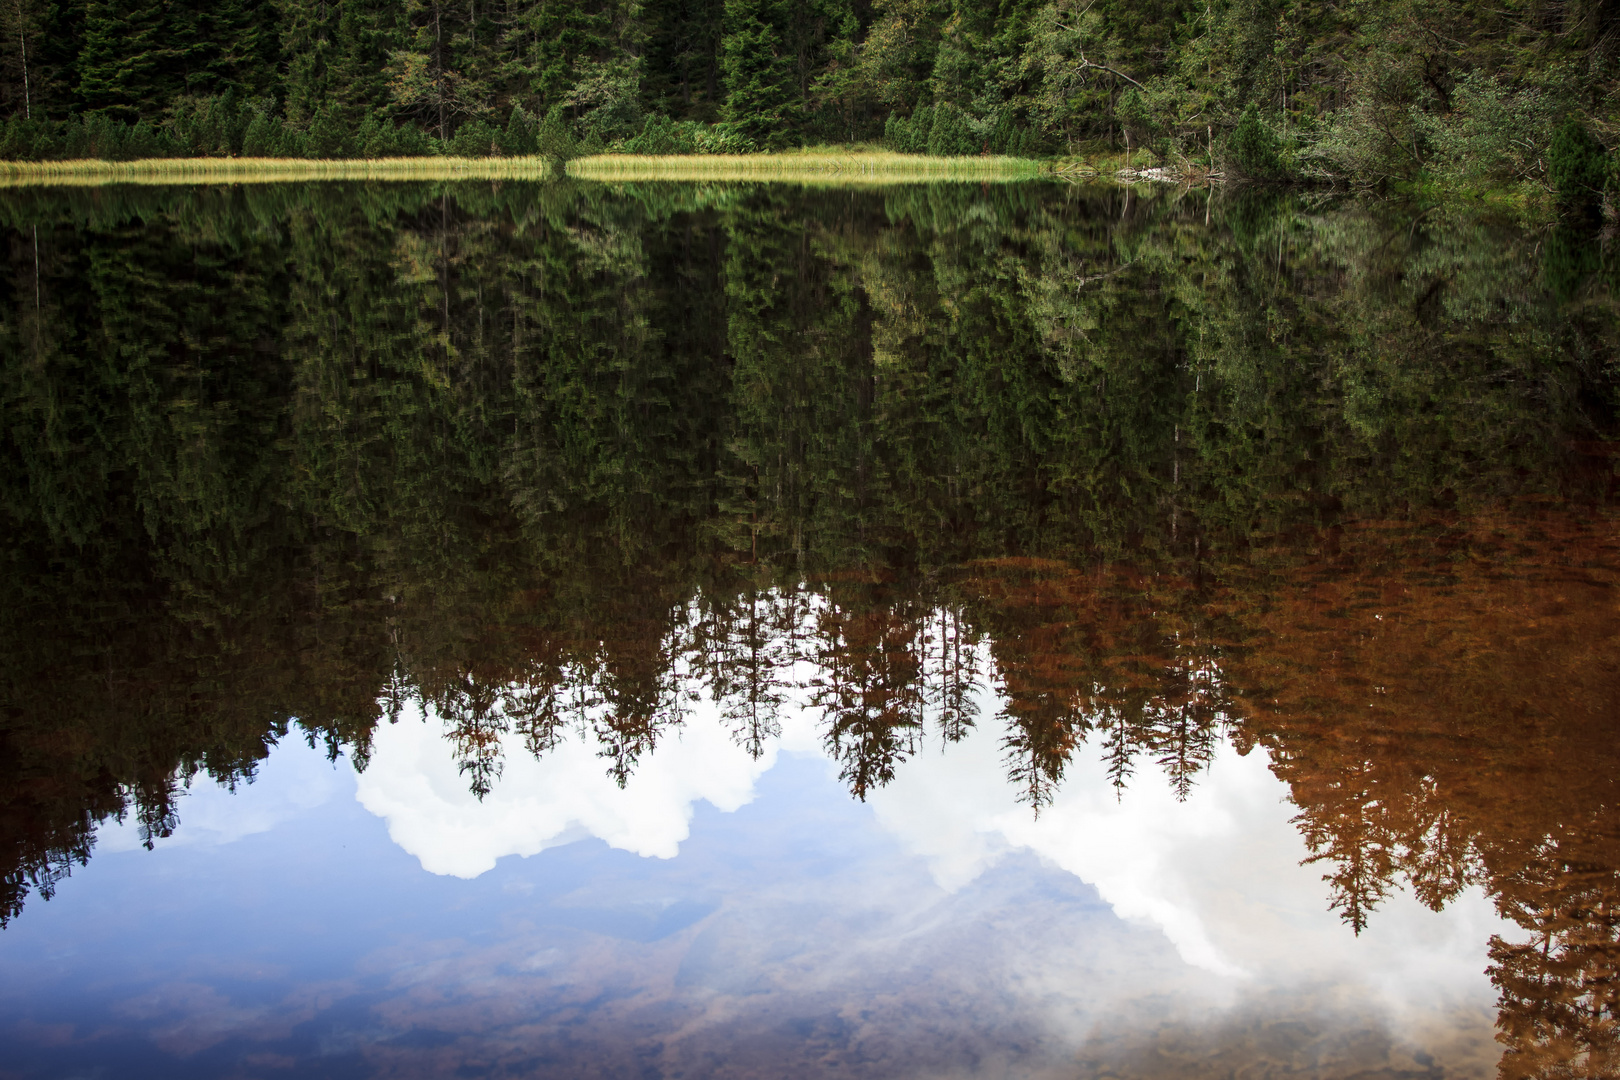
720, 0, 795, 146
76, 0, 169, 120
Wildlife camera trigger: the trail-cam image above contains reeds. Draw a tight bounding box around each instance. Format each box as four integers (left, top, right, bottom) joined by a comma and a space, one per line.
0, 156, 557, 187
0, 151, 1050, 188
566, 152, 1046, 183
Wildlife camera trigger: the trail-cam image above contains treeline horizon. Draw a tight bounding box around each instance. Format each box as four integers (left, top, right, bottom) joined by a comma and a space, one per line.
0, 0, 1617, 196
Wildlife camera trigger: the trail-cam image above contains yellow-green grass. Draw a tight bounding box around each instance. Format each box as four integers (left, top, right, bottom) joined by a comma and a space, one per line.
0, 150, 1050, 188
0, 155, 557, 186
567, 151, 1045, 183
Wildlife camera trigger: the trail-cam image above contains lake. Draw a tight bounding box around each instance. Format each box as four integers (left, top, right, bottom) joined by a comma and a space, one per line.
1, 178, 1617, 1079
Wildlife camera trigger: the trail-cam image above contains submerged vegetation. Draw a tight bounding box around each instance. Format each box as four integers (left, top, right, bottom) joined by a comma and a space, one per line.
0, 0, 1614, 195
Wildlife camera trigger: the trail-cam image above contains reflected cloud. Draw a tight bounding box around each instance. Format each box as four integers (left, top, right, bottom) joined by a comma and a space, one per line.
356, 680, 1510, 1057
868, 707, 1513, 1025
356, 696, 821, 877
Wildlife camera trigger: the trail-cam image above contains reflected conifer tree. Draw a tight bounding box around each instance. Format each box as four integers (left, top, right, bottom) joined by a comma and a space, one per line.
2, 181, 1620, 1080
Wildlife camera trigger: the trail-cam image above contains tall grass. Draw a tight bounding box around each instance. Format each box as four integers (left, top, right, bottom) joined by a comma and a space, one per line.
567, 151, 1046, 183
0, 151, 1050, 188
0, 156, 557, 186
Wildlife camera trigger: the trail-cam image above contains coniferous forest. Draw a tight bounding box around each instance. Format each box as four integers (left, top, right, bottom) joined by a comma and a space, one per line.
0, 0, 1616, 192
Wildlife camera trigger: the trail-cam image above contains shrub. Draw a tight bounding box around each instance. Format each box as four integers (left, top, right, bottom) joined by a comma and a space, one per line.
885, 105, 931, 153
502, 104, 538, 156
1228, 105, 1284, 180
1549, 118, 1609, 214
536, 105, 579, 161
1416, 71, 1556, 187
241, 108, 287, 157
305, 103, 355, 158
167, 94, 244, 156
448, 118, 502, 157
0, 117, 60, 159
123, 119, 174, 159
624, 113, 689, 154
926, 102, 979, 156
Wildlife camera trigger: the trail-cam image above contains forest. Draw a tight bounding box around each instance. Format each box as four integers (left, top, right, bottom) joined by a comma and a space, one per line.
0, 0, 1616, 194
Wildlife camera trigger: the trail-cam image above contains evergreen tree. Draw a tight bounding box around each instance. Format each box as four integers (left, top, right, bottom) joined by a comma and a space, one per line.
720, 0, 796, 146
76, 0, 170, 120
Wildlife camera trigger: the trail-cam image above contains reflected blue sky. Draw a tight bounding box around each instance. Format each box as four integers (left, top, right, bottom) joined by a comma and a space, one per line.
0, 692, 1506, 1078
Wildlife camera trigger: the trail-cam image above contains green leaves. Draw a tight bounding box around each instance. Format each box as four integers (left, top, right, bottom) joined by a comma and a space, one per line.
1549, 117, 1610, 216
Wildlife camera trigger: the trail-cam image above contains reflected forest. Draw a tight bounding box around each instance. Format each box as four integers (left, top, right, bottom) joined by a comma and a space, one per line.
3, 180, 1620, 1077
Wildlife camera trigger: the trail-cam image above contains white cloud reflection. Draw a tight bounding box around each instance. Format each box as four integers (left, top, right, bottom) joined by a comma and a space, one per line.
354, 696, 816, 877
356, 685, 1509, 1034
866, 718, 1510, 1018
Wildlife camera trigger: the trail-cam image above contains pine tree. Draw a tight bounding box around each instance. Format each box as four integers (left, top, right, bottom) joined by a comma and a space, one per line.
275, 0, 335, 125
76, 0, 170, 120
642, 0, 726, 120
720, 0, 796, 146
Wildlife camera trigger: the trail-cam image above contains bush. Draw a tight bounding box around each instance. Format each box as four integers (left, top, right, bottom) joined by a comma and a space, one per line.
926, 102, 979, 156
885, 105, 931, 153
615, 115, 753, 156
1416, 71, 1556, 187
353, 112, 436, 157
1549, 118, 1609, 214
988, 112, 1041, 156
241, 108, 287, 157
168, 94, 245, 156
1228, 105, 1284, 180
449, 118, 501, 157
305, 103, 355, 158
63, 113, 134, 160
124, 119, 174, 159
502, 104, 538, 156
624, 113, 688, 154
0, 117, 54, 159
536, 105, 579, 161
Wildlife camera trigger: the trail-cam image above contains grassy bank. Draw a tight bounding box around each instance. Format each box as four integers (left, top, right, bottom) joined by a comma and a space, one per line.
0, 156, 557, 186
566, 151, 1045, 182
0, 151, 1048, 187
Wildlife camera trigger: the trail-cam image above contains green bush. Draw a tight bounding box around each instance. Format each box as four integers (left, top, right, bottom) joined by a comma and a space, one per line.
536, 105, 580, 161
625, 113, 689, 154
168, 94, 245, 156
1229, 105, 1284, 180
926, 102, 979, 156
241, 108, 286, 156
448, 118, 501, 157
0, 117, 55, 159
988, 111, 1040, 156
1549, 118, 1609, 213
1417, 71, 1555, 187
502, 104, 538, 155
885, 105, 931, 153
354, 112, 436, 157
304, 104, 356, 158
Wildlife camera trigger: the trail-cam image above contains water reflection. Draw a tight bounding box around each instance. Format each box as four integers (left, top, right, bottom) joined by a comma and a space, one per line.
1, 178, 1618, 1076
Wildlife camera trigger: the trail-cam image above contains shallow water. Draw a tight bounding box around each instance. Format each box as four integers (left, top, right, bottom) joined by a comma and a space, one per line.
1, 179, 1617, 1078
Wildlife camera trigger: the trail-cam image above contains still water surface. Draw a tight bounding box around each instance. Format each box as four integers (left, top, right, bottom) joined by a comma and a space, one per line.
1, 179, 1617, 1078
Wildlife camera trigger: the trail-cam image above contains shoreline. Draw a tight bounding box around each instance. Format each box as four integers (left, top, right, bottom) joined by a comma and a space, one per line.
0, 151, 1155, 187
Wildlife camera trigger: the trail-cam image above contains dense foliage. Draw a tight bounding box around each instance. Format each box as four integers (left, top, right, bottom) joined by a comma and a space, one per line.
0, 0, 1617, 187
